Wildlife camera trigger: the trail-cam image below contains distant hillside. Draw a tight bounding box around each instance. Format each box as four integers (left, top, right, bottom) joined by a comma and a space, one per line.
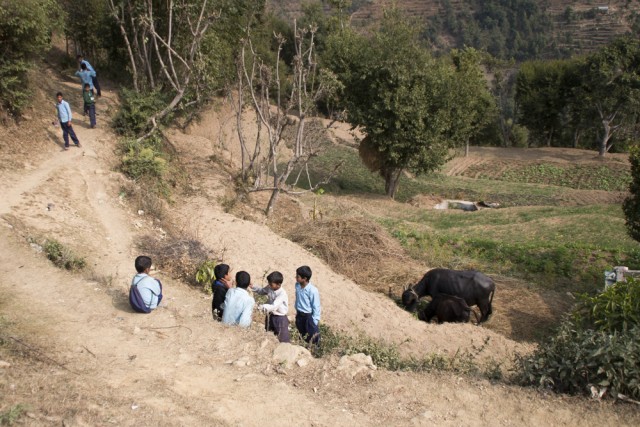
268, 0, 640, 59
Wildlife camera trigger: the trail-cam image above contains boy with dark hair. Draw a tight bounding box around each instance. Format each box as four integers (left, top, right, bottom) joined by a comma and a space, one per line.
221, 271, 255, 327
54, 92, 80, 150
83, 83, 96, 128
130, 256, 162, 312
294, 265, 321, 345
211, 263, 232, 320
251, 271, 290, 343
76, 54, 101, 96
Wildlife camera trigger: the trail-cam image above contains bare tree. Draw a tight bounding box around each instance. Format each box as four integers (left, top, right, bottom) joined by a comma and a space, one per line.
106, 0, 219, 139
231, 21, 341, 216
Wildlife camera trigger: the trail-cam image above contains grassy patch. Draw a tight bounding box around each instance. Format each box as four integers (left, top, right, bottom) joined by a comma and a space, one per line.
384, 208, 640, 292
42, 239, 86, 271
292, 324, 501, 378
305, 145, 577, 206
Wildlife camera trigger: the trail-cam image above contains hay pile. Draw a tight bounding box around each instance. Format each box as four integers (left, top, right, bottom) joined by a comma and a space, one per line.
287, 217, 422, 295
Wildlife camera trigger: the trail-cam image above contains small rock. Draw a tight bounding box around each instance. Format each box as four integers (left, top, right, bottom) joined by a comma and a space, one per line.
138, 210, 145, 215
29, 243, 43, 252
131, 404, 139, 410
133, 326, 141, 334
47, 203, 55, 211
0, 360, 11, 368
296, 358, 309, 368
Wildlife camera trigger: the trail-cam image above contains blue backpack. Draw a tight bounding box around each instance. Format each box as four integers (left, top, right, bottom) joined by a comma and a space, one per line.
129, 278, 163, 313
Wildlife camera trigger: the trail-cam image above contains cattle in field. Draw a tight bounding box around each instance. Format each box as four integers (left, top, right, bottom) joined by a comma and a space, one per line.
402, 268, 495, 323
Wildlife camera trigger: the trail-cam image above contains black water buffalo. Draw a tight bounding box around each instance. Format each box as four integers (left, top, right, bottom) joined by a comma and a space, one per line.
402, 268, 495, 323
417, 294, 471, 324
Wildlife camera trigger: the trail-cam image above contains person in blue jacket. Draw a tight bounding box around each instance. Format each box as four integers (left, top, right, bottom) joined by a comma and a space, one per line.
76, 54, 101, 96
75, 63, 96, 94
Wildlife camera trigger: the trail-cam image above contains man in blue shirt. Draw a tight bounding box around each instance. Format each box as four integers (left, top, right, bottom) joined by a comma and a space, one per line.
294, 265, 321, 345
55, 92, 80, 150
222, 271, 255, 327
75, 63, 96, 93
77, 55, 101, 96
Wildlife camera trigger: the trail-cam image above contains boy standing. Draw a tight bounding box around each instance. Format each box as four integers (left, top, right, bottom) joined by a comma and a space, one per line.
221, 271, 255, 327
251, 271, 290, 343
294, 266, 321, 345
77, 55, 101, 96
130, 256, 163, 312
211, 263, 232, 321
83, 84, 97, 128
55, 92, 80, 150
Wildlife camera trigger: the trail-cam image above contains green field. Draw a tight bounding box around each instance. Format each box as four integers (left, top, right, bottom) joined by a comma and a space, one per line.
305, 145, 639, 293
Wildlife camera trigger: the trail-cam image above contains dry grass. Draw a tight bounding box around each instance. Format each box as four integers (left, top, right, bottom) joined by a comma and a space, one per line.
138, 232, 218, 287
287, 217, 422, 295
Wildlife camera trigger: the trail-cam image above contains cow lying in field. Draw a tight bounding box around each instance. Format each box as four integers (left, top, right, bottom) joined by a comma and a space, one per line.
417, 294, 472, 324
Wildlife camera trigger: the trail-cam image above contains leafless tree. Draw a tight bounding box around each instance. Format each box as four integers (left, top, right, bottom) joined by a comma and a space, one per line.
231, 21, 342, 216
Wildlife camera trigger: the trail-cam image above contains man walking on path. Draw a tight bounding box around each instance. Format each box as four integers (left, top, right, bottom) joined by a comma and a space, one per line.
77, 55, 101, 96
55, 92, 80, 150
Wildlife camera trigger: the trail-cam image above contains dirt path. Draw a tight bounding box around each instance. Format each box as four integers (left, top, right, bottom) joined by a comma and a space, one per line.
2, 87, 640, 425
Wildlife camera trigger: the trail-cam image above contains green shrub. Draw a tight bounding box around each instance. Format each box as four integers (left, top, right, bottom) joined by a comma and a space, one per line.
516, 278, 640, 399
195, 260, 219, 294
112, 89, 170, 136
573, 278, 640, 333
623, 146, 640, 242
119, 137, 167, 181
43, 239, 86, 271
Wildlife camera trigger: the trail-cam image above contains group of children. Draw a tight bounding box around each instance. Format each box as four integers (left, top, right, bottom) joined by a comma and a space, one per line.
54, 55, 101, 150
130, 257, 322, 345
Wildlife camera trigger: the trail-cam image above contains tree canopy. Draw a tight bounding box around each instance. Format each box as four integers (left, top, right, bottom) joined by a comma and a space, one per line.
325, 8, 493, 197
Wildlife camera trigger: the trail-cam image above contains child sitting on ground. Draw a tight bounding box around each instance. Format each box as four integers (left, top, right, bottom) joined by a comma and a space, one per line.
130, 256, 163, 313
251, 271, 290, 343
211, 263, 232, 321
221, 271, 255, 327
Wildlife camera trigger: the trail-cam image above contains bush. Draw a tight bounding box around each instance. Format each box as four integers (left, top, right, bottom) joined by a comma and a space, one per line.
516, 278, 640, 400
43, 239, 86, 271
119, 137, 167, 181
573, 278, 640, 332
623, 146, 640, 242
112, 89, 170, 136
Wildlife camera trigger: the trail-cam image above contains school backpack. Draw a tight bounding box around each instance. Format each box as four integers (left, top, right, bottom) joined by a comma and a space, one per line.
129, 278, 163, 313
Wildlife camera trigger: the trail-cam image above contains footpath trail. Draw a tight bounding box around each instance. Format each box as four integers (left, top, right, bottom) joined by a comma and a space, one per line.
1, 77, 640, 425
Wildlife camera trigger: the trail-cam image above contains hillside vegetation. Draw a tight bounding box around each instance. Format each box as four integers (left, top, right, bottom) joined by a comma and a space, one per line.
271, 0, 640, 58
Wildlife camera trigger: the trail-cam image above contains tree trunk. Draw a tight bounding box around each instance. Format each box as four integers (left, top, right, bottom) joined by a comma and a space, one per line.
599, 119, 611, 157
384, 167, 403, 199
465, 139, 469, 157
265, 188, 280, 217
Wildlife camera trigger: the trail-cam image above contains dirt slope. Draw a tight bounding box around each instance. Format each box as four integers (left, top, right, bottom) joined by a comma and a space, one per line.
1, 70, 640, 425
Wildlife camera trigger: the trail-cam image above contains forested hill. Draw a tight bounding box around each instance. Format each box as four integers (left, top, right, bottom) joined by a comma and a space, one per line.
269, 0, 640, 60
